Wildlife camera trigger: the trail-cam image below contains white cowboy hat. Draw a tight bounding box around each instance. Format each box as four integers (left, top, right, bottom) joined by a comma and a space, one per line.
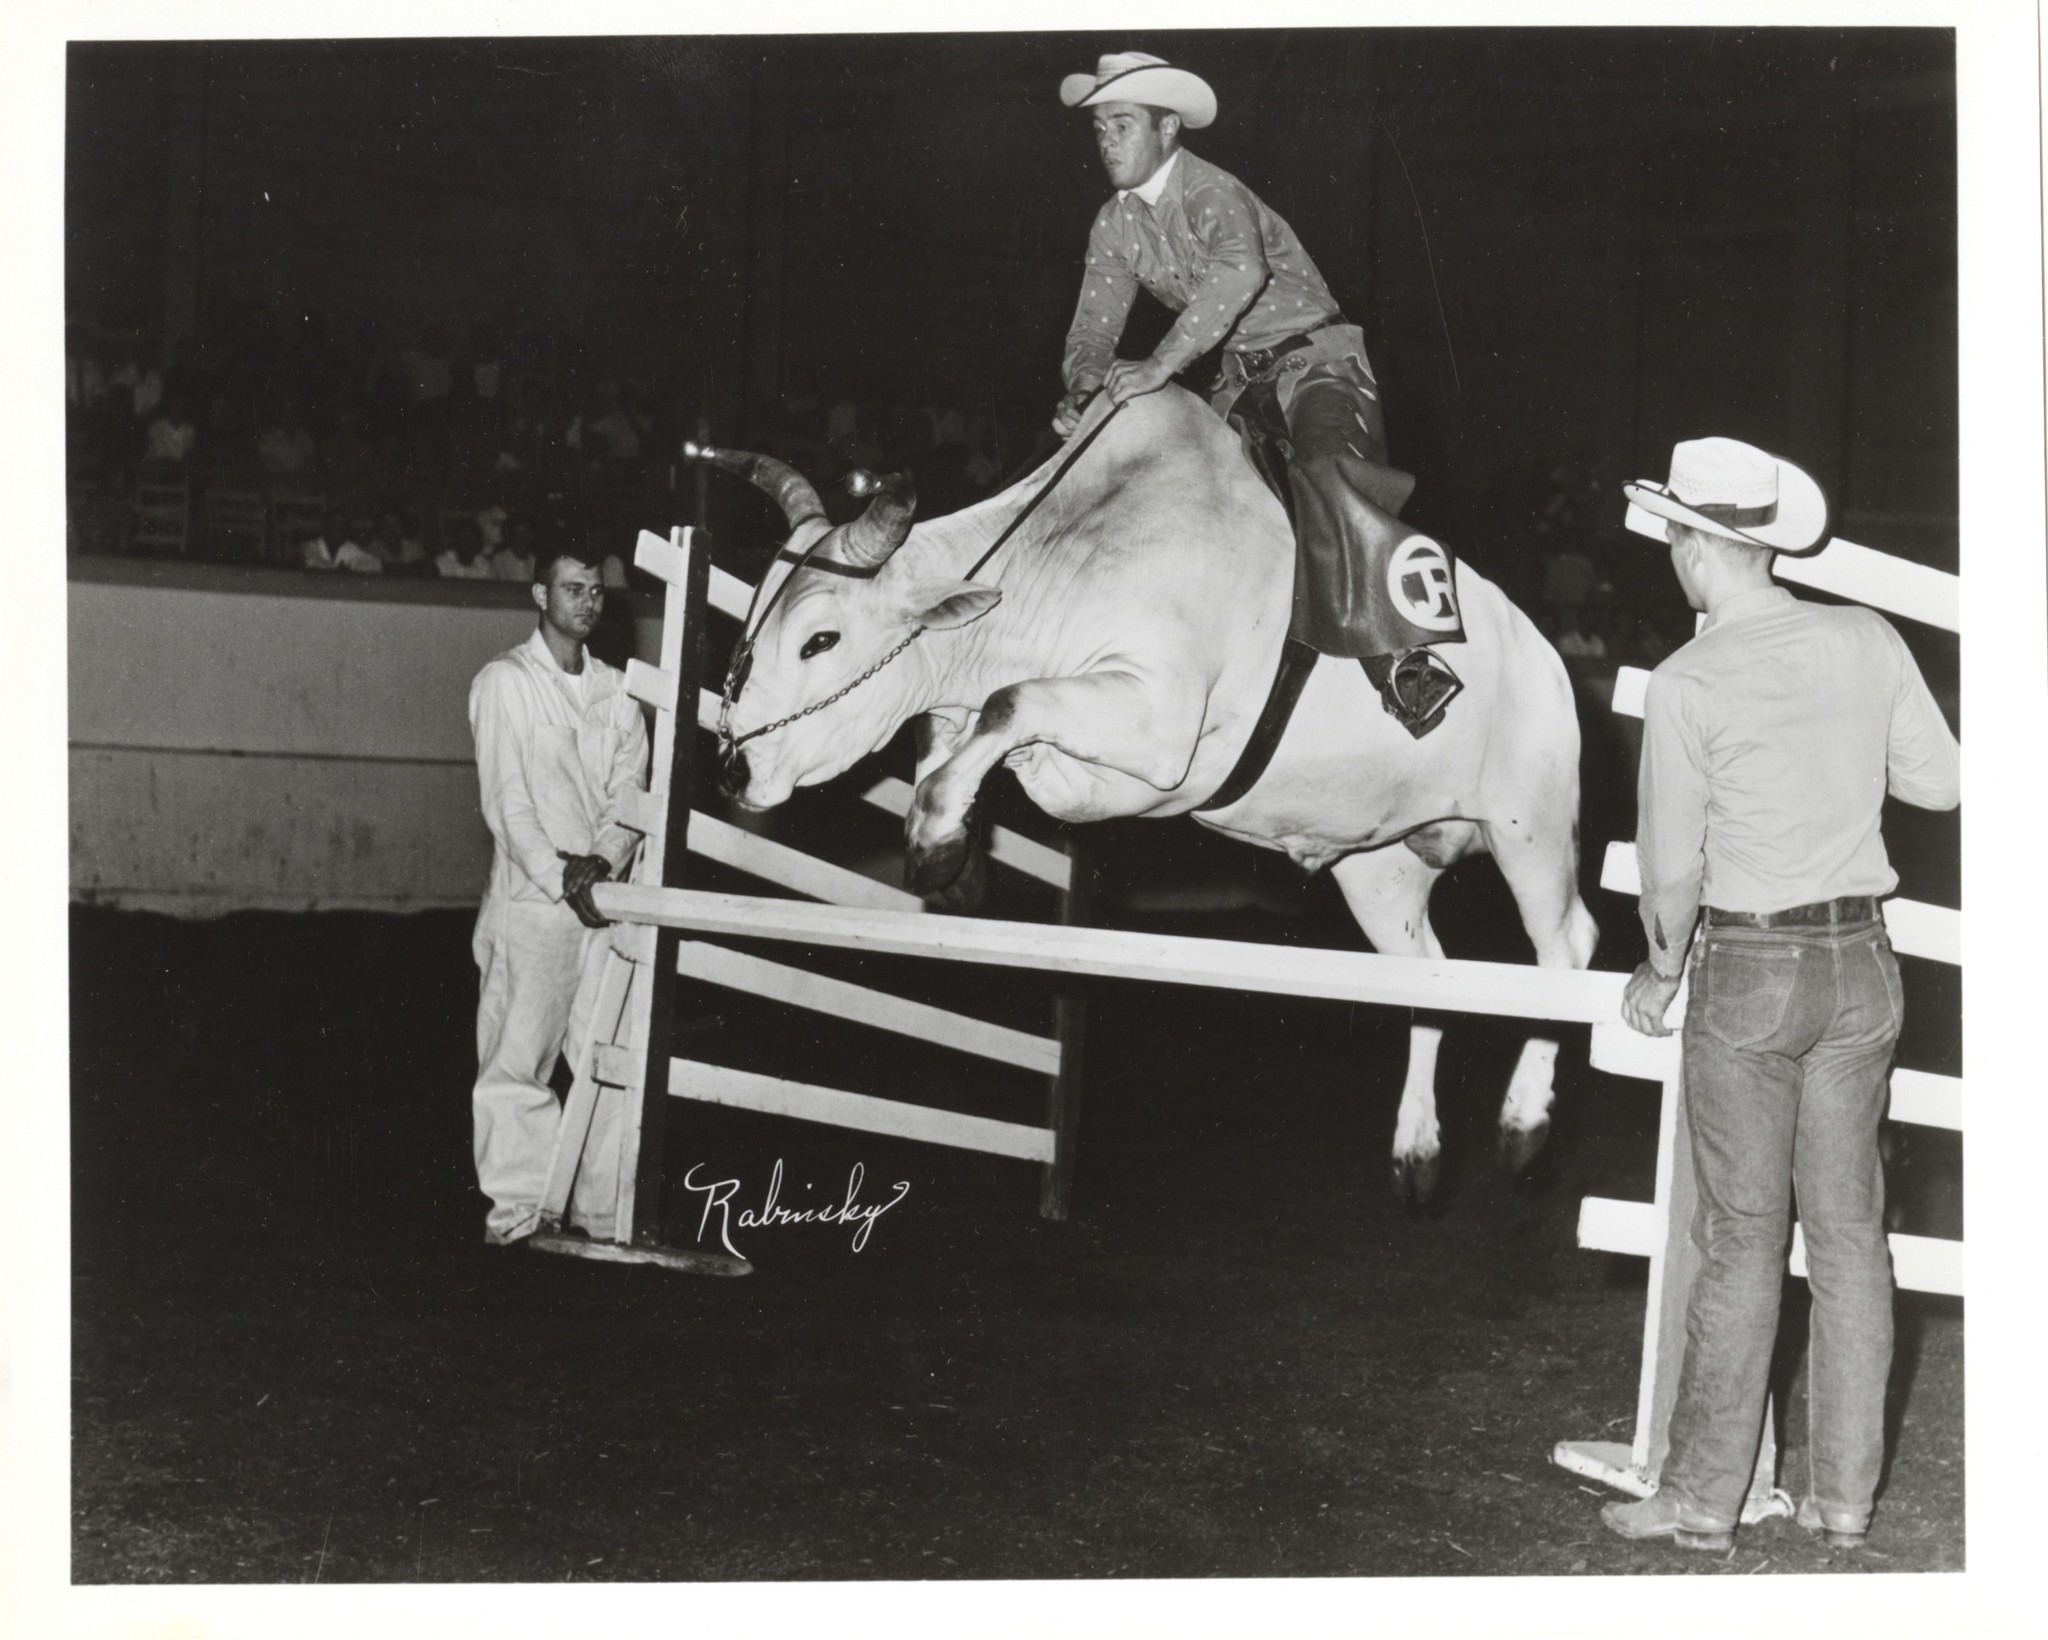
1623, 436, 1831, 556
1059, 52, 1217, 129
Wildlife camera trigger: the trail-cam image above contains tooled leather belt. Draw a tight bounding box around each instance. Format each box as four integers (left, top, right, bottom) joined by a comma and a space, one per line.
1224, 316, 1352, 386
1703, 896, 1881, 929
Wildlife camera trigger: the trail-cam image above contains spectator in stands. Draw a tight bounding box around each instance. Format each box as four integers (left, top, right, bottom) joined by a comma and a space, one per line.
256, 399, 319, 479
436, 527, 493, 579
318, 401, 375, 508
465, 323, 506, 409
568, 380, 645, 468
503, 378, 563, 487
1554, 607, 1609, 663
351, 318, 406, 445
964, 410, 1004, 492
1541, 544, 1598, 639
140, 392, 199, 477
125, 349, 165, 422
369, 509, 429, 574
477, 503, 510, 555
403, 321, 455, 474
923, 379, 967, 452
405, 321, 455, 408
300, 510, 383, 573
773, 365, 828, 476
492, 513, 538, 584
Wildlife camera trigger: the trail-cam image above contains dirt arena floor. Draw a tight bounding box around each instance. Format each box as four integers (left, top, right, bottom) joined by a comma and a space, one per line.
69, 780, 1964, 1581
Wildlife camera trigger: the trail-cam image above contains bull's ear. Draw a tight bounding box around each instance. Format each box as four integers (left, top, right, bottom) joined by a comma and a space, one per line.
900, 578, 1002, 630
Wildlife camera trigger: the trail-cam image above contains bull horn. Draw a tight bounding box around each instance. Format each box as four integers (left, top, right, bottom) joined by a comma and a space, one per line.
681, 440, 825, 530
836, 469, 918, 569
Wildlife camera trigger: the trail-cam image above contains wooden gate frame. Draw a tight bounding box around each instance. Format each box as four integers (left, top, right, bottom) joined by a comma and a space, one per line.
527, 526, 1089, 1276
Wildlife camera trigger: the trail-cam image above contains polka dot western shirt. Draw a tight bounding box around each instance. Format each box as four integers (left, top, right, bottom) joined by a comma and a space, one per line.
1061, 147, 1343, 393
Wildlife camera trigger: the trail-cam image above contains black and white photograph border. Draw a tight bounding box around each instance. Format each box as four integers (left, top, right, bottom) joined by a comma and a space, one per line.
5, 0, 2043, 1636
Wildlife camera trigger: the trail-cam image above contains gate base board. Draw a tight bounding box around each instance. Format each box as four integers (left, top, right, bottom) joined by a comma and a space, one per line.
527, 1230, 752, 1278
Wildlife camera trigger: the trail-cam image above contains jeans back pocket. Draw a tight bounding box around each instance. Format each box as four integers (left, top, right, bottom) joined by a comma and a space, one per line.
1701, 939, 1804, 1049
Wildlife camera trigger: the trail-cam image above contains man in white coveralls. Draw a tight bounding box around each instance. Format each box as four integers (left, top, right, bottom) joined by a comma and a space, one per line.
466, 548, 648, 1246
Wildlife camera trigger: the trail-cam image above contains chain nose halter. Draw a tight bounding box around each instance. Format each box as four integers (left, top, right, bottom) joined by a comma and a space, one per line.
713, 470, 901, 774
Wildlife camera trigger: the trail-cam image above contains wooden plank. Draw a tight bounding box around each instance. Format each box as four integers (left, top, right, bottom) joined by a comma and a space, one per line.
1624, 503, 1959, 633
1577, 1194, 1660, 1258
617, 784, 666, 840
1579, 1195, 1964, 1297
859, 777, 1071, 891
594, 1041, 643, 1091
609, 919, 658, 966
627, 657, 678, 713
628, 529, 710, 1243
1640, 1068, 1693, 1476
1588, 1021, 1680, 1082
633, 528, 686, 586
1611, 666, 1650, 720
673, 939, 1061, 1074
698, 685, 722, 734
1882, 897, 1961, 966
537, 944, 637, 1227
527, 1231, 751, 1278
672, 1060, 1057, 1163
708, 565, 753, 622
1776, 542, 1959, 634
594, 883, 1633, 1025
1600, 839, 1641, 896
1792, 1225, 1961, 1297
1041, 834, 1092, 1223
1598, 841, 1958, 965
1888, 1068, 1962, 1131
689, 810, 920, 911
1551, 1440, 1651, 1499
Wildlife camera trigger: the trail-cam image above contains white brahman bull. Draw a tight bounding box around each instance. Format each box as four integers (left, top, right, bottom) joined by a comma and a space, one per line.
698, 388, 1597, 1203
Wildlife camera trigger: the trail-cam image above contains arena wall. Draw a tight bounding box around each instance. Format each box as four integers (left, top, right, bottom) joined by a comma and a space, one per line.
68, 559, 661, 915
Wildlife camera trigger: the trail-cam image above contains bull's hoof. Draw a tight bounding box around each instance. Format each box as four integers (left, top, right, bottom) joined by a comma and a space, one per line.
1498, 1118, 1551, 1178
906, 830, 972, 898
1391, 1151, 1440, 1210
922, 833, 989, 914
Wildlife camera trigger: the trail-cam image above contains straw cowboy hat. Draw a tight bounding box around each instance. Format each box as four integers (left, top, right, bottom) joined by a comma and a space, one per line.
1624, 437, 1831, 556
1059, 52, 1217, 129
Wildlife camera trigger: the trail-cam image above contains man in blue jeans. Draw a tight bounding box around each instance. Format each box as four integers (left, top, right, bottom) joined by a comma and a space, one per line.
1608, 437, 1960, 1551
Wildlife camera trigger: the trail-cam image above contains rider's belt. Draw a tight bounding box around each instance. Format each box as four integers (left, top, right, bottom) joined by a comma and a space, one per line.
1703, 896, 1880, 930
1224, 316, 1351, 387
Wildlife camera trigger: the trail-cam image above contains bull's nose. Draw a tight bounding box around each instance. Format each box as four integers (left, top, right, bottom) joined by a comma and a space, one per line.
718, 748, 750, 802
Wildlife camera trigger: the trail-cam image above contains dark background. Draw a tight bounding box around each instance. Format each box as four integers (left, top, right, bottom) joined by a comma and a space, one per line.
69, 28, 1955, 582
63, 28, 1965, 1587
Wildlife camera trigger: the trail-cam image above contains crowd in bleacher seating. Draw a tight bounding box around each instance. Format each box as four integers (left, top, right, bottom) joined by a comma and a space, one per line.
66, 305, 1051, 583
70, 304, 1687, 684
65, 307, 681, 579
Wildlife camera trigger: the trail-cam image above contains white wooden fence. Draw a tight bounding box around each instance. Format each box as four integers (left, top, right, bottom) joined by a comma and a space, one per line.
530, 527, 1091, 1280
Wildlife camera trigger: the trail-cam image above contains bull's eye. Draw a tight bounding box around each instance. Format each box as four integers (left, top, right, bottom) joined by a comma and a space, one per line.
799, 631, 840, 661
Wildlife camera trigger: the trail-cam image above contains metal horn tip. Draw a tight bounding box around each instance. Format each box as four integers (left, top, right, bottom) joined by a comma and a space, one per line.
844, 469, 882, 497
682, 440, 718, 462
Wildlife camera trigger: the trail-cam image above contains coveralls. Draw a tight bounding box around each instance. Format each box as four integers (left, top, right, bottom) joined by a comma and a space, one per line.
468, 629, 648, 1244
